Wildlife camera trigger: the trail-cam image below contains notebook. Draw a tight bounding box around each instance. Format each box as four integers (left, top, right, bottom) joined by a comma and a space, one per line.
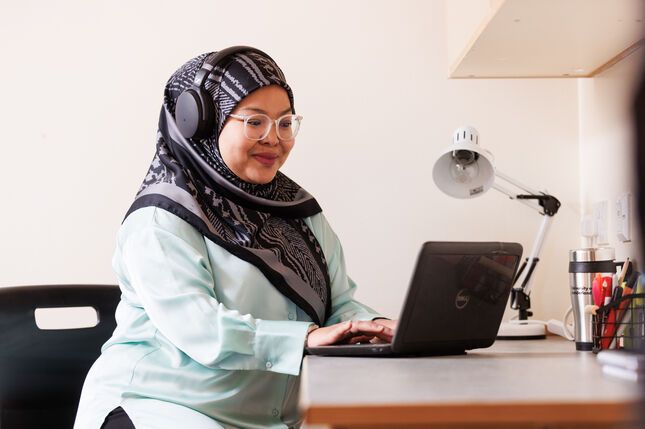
305, 241, 523, 357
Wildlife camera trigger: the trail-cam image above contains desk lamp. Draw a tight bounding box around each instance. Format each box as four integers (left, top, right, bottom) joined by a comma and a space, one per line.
432, 126, 561, 339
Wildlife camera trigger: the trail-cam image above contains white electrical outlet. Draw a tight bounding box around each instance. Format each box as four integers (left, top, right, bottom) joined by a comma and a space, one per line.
580, 214, 597, 247
593, 201, 609, 244
616, 193, 631, 242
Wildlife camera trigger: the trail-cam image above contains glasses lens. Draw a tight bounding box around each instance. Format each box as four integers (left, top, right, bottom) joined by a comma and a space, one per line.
244, 114, 271, 140
277, 115, 301, 140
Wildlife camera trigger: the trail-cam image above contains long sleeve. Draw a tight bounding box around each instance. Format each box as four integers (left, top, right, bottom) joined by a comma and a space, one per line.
305, 214, 384, 327
76, 207, 383, 429
117, 207, 312, 376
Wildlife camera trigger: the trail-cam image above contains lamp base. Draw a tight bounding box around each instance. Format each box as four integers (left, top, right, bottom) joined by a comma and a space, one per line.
496, 321, 546, 340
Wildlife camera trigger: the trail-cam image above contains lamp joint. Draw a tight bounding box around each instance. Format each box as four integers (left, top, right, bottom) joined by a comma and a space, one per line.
516, 194, 561, 216
510, 288, 533, 320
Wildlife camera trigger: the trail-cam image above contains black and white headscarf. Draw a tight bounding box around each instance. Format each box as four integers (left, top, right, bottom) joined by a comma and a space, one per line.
124, 50, 331, 326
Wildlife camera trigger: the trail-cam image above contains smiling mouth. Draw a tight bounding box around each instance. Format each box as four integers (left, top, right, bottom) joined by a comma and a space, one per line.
252, 154, 278, 166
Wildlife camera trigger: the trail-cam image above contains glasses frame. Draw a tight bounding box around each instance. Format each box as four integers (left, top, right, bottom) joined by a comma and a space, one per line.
228, 113, 303, 141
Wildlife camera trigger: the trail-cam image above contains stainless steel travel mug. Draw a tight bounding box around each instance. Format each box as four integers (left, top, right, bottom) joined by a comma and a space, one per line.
568, 248, 615, 351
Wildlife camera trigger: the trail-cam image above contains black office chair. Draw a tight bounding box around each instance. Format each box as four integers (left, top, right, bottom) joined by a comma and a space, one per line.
0, 284, 120, 429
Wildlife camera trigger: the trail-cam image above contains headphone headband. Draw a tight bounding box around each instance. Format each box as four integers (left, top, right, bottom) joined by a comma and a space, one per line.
193, 45, 275, 89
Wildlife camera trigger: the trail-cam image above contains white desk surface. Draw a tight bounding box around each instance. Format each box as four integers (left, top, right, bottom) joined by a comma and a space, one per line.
300, 337, 642, 428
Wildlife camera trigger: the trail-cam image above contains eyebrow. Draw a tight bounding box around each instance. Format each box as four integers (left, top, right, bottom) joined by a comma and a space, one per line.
238, 107, 292, 115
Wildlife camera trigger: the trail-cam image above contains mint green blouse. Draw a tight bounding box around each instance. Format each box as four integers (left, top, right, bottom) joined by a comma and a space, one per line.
73, 206, 381, 429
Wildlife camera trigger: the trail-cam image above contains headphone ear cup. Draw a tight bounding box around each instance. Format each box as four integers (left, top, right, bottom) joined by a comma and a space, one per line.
175, 89, 203, 139
195, 87, 215, 139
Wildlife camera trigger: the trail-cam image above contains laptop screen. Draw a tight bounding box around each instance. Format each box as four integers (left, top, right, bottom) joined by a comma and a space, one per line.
396, 242, 521, 349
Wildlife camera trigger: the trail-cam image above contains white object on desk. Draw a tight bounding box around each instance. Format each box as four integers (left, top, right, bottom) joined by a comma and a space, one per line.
597, 349, 645, 371
602, 364, 643, 382
433, 126, 561, 339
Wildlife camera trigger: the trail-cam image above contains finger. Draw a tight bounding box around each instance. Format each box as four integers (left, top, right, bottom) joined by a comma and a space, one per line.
351, 321, 393, 338
373, 319, 398, 331
346, 335, 375, 345
354, 323, 393, 342
371, 328, 394, 343
339, 334, 373, 345
341, 334, 374, 344
350, 321, 386, 335
327, 321, 354, 343
337, 320, 352, 330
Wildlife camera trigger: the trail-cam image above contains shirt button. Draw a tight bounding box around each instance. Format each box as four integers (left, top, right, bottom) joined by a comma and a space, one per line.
266, 361, 273, 369
288, 313, 295, 320
272, 408, 279, 417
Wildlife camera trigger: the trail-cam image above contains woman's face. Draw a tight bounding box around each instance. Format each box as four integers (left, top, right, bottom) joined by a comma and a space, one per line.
218, 85, 296, 184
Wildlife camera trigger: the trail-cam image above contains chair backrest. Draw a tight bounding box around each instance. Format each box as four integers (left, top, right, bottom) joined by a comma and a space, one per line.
0, 284, 120, 428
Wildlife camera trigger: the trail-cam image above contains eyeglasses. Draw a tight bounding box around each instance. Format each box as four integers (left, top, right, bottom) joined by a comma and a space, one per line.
228, 113, 303, 141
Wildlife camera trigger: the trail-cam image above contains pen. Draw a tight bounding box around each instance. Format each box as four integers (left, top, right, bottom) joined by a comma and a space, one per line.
602, 276, 613, 306
601, 286, 622, 349
597, 276, 613, 349
612, 280, 635, 348
618, 258, 631, 285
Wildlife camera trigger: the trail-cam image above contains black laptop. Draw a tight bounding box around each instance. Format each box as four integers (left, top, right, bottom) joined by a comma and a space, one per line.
305, 241, 523, 357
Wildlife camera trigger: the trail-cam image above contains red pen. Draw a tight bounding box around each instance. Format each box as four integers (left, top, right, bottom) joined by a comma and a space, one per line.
602, 276, 613, 305
592, 274, 603, 307
597, 275, 614, 350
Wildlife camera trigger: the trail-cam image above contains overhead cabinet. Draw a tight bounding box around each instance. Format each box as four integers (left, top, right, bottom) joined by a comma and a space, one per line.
448, 0, 644, 78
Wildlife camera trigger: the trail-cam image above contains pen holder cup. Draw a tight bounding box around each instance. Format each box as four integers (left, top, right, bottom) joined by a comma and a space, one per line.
592, 293, 645, 353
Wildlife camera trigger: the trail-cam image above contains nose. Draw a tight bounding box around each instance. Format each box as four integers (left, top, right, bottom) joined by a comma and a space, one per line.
261, 122, 279, 146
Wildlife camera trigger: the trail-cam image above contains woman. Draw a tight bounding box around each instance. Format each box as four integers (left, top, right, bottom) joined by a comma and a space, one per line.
74, 46, 395, 429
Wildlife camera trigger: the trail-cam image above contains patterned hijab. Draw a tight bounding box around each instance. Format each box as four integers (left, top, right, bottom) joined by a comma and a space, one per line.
124, 50, 331, 326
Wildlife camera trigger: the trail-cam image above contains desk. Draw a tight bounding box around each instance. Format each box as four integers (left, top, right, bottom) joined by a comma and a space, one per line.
300, 337, 642, 428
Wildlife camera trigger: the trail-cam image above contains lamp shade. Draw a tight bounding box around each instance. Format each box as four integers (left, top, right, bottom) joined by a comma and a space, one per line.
432, 126, 495, 199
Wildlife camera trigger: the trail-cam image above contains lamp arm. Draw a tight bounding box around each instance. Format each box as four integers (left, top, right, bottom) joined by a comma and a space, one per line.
494, 170, 561, 216
492, 170, 561, 321
509, 216, 554, 320
495, 170, 541, 195
515, 215, 553, 296
492, 183, 543, 213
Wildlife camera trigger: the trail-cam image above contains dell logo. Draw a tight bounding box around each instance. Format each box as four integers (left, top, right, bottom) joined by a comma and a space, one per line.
455, 289, 470, 309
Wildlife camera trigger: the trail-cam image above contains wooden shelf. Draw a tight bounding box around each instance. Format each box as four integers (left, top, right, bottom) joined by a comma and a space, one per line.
450, 0, 644, 78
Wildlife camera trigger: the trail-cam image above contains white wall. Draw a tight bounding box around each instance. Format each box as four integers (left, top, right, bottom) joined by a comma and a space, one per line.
0, 0, 582, 323
578, 48, 643, 266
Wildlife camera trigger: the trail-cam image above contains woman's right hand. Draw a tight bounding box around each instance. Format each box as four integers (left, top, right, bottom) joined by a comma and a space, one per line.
306, 320, 394, 347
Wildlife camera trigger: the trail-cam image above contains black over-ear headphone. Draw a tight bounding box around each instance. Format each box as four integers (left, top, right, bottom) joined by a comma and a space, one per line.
174, 45, 275, 140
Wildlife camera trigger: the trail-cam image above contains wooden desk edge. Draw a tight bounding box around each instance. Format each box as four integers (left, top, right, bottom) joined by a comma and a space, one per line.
303, 401, 640, 425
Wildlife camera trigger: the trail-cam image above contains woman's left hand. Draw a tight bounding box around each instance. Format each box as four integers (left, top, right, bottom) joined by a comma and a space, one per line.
372, 319, 397, 331
345, 319, 398, 344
